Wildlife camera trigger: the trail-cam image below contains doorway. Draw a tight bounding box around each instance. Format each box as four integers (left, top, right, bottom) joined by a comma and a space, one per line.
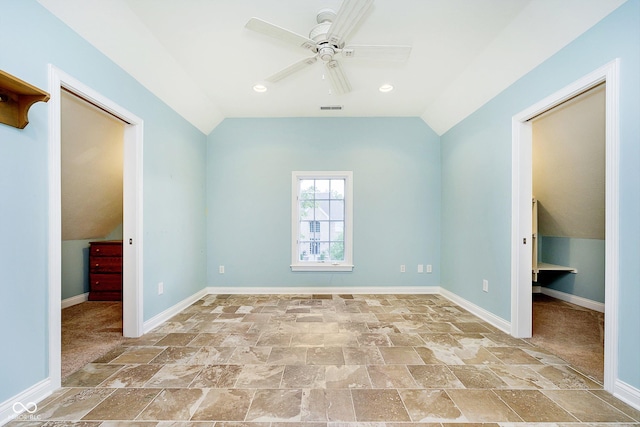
510, 59, 619, 392
48, 65, 144, 389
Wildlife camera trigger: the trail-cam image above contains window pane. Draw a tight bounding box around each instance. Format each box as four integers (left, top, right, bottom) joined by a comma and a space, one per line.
298, 242, 311, 261
330, 222, 344, 240
299, 201, 314, 219
314, 205, 328, 221
317, 242, 330, 261
330, 241, 344, 261
314, 180, 330, 195
329, 200, 344, 220
300, 180, 315, 196
330, 179, 344, 199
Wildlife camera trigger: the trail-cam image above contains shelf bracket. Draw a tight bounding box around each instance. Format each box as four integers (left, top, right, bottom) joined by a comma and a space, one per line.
0, 69, 50, 129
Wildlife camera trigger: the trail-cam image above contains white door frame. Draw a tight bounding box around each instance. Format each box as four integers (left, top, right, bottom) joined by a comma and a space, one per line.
510, 59, 620, 392
47, 65, 144, 389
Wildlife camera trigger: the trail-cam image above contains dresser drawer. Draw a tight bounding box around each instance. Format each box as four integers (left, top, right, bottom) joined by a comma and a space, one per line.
89, 273, 122, 291
90, 243, 122, 257
88, 291, 122, 301
90, 257, 122, 273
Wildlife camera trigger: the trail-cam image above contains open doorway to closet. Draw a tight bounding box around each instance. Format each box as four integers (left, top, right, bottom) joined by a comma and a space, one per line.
510, 60, 619, 393
529, 83, 606, 383
48, 65, 144, 389
60, 89, 126, 378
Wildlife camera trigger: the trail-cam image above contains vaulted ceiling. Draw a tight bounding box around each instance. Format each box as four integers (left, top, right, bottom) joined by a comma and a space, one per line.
38, 0, 625, 135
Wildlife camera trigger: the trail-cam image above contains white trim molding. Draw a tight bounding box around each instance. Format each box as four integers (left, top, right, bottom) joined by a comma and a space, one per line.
614, 379, 640, 412
143, 288, 209, 334
539, 287, 605, 313
511, 59, 620, 392
61, 293, 89, 309
207, 285, 441, 296
438, 288, 511, 334
0, 378, 53, 427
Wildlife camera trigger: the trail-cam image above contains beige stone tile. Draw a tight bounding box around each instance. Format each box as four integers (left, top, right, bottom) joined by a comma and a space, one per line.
100, 364, 162, 388
366, 323, 400, 334
154, 333, 198, 347
446, 389, 522, 422
485, 346, 544, 365
451, 322, 493, 333
398, 389, 466, 423
291, 333, 325, 347
325, 365, 371, 388
543, 390, 635, 422
235, 364, 285, 388
281, 365, 325, 388
242, 313, 271, 323
407, 365, 464, 388
494, 389, 577, 422
424, 322, 462, 333
91, 346, 127, 363
356, 333, 392, 347
343, 347, 385, 365
323, 332, 359, 346
81, 388, 161, 420
367, 365, 417, 388
36, 388, 115, 421
221, 332, 261, 347
378, 346, 424, 364
351, 389, 410, 422
137, 388, 205, 421
227, 346, 271, 364
111, 347, 165, 364
149, 346, 199, 364
489, 364, 558, 389
255, 332, 292, 346
591, 389, 640, 421
307, 347, 345, 365
388, 333, 425, 346
144, 365, 203, 388
191, 389, 253, 421
188, 346, 235, 364
533, 364, 602, 389
245, 389, 302, 422
188, 333, 227, 347
62, 364, 124, 387
190, 364, 242, 388
522, 346, 570, 365
449, 365, 509, 389
454, 346, 503, 365
266, 347, 307, 365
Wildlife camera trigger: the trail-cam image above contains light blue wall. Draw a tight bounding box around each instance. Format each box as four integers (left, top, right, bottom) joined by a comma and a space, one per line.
0, 0, 207, 402
441, 0, 639, 390
538, 236, 605, 304
206, 117, 441, 288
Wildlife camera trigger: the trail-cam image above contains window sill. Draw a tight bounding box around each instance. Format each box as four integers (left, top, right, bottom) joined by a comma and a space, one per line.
291, 263, 354, 272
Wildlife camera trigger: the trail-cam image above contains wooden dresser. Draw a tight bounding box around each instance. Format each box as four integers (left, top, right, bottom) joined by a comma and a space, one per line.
88, 240, 123, 301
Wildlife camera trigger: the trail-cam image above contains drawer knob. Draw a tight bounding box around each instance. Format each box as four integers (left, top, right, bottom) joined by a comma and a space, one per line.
96, 248, 100, 252
95, 281, 100, 285
95, 263, 99, 267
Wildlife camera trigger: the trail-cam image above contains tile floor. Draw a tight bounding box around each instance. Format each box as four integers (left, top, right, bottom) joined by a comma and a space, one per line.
8, 293, 640, 426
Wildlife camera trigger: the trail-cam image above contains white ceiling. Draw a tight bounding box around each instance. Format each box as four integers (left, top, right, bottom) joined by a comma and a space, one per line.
38, 0, 625, 135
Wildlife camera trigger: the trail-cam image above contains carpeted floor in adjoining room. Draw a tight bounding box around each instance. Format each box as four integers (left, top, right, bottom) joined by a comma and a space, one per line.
529, 293, 604, 383
61, 301, 124, 378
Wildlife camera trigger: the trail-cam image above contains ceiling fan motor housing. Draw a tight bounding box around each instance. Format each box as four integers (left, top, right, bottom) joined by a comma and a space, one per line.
310, 9, 339, 61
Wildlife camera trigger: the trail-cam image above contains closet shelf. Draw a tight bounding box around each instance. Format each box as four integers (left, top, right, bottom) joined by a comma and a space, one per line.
0, 69, 50, 129
533, 263, 577, 282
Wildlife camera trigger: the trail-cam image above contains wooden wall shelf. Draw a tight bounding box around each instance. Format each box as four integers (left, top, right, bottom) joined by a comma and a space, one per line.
0, 69, 50, 129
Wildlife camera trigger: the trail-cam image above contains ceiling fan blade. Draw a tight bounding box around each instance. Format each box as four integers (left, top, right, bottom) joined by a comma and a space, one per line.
341, 45, 412, 61
326, 0, 374, 47
325, 60, 352, 95
266, 56, 318, 83
245, 17, 316, 52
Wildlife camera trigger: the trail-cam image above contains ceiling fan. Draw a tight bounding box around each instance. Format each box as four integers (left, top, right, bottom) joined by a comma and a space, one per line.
245, 0, 411, 95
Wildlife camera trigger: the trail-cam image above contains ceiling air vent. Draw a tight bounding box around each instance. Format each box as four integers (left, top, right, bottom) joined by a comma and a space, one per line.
320, 105, 343, 111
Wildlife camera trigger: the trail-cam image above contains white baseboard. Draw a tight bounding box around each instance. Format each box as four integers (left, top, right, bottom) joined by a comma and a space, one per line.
61, 292, 89, 309
540, 287, 605, 313
143, 288, 209, 334
0, 378, 55, 427
206, 285, 441, 295
532, 285, 542, 293
438, 288, 511, 334
614, 378, 640, 411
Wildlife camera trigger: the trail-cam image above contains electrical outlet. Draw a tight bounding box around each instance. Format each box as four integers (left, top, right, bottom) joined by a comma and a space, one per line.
158, 282, 164, 295
400, 264, 406, 273
418, 264, 424, 273
219, 265, 225, 274
426, 264, 432, 273
482, 279, 489, 292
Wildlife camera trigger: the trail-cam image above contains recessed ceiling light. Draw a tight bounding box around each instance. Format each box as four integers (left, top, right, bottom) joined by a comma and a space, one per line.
253, 84, 267, 93
379, 84, 394, 93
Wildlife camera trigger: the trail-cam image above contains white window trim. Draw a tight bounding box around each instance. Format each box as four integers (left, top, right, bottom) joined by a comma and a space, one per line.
291, 171, 354, 272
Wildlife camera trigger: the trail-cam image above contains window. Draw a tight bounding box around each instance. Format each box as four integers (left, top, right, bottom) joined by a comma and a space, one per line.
291, 171, 353, 271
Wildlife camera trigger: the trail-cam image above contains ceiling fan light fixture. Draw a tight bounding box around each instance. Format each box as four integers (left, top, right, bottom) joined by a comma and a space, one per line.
253, 84, 268, 93
379, 84, 394, 93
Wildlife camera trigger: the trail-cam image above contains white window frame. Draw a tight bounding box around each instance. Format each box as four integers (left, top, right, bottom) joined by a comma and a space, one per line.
291, 171, 354, 272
